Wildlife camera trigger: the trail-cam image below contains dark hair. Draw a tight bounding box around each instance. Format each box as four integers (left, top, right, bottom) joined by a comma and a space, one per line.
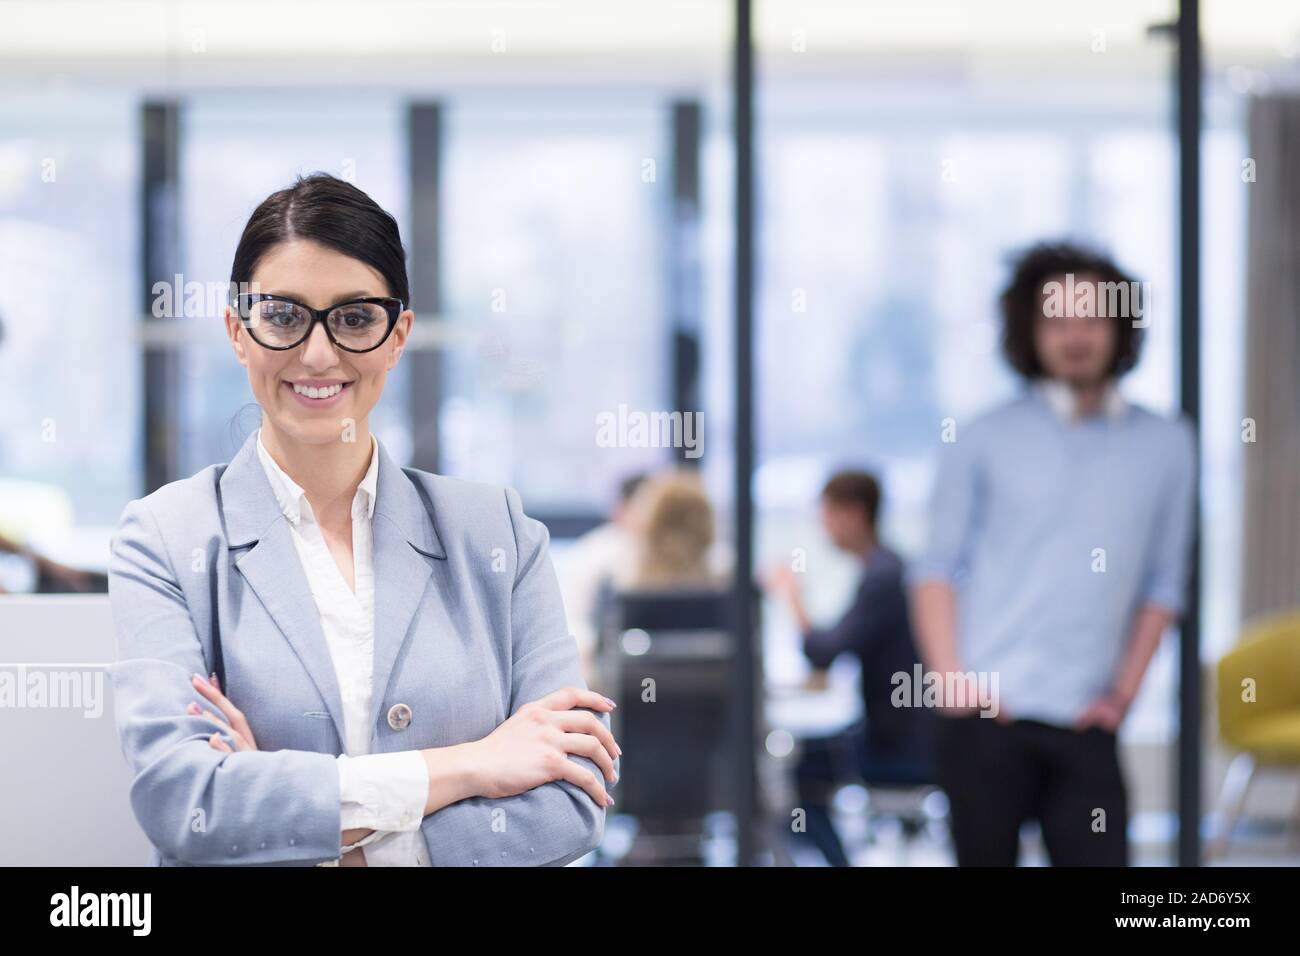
998, 240, 1143, 380
619, 472, 650, 503
229, 172, 410, 305
821, 470, 881, 529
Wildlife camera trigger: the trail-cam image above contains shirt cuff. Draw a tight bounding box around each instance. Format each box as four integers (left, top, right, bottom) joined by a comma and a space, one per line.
317, 823, 391, 867
337, 751, 429, 833
358, 829, 425, 867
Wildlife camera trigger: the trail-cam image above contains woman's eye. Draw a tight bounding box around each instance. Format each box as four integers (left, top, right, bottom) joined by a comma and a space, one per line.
336, 309, 374, 328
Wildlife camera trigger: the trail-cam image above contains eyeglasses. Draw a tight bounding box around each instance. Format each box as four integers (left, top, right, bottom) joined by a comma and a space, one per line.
232, 293, 403, 353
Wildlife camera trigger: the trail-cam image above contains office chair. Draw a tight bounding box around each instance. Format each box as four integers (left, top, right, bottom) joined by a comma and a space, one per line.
805, 715, 942, 861
1210, 611, 1300, 860
858, 778, 945, 854
862, 719, 942, 848
594, 587, 750, 865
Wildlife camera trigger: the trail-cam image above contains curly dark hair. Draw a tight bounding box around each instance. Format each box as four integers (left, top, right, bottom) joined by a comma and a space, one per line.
998, 240, 1144, 380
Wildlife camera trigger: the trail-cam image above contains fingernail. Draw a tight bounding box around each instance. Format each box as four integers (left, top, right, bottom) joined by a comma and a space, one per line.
603, 697, 617, 709
193, 673, 209, 685
607, 795, 615, 806
187, 703, 199, 714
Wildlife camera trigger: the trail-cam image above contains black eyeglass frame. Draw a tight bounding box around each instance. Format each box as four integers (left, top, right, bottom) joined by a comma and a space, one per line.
232, 292, 404, 353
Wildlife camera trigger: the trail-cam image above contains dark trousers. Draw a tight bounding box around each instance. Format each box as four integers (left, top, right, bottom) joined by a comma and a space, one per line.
793, 722, 934, 867
932, 714, 1129, 866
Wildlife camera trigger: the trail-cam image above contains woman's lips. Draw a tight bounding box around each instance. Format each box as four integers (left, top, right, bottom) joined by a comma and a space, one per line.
283, 380, 351, 409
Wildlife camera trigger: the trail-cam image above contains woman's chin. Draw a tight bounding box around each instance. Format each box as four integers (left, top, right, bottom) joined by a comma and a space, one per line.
270, 416, 353, 445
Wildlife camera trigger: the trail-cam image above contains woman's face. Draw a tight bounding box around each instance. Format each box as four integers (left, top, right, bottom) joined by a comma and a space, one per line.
224, 238, 412, 446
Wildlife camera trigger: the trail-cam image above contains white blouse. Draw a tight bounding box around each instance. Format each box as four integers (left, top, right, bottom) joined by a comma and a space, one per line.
255, 427, 431, 866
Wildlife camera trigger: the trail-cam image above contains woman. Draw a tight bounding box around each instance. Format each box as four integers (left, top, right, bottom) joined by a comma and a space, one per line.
618, 469, 724, 589
107, 173, 619, 867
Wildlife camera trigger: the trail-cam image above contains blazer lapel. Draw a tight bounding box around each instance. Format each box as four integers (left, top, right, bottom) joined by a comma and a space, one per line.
219, 430, 349, 750
218, 428, 449, 755
368, 439, 447, 743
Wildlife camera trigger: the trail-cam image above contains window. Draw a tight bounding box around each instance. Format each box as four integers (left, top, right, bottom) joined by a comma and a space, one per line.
439, 104, 671, 512
0, 92, 139, 562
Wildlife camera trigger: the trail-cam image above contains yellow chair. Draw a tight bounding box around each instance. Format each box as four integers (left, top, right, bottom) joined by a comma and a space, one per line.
1210, 611, 1300, 860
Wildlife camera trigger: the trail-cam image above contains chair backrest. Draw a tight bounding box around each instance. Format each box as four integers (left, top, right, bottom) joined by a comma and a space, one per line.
0, 595, 153, 864
1216, 610, 1300, 750
608, 589, 731, 632
598, 588, 739, 819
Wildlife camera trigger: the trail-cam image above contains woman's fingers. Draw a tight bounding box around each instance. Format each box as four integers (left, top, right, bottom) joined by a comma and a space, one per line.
552, 709, 621, 762
190, 673, 257, 750
192, 673, 239, 723
560, 732, 617, 783
188, 702, 252, 751
533, 686, 616, 714
555, 756, 614, 808
202, 716, 250, 751
208, 731, 233, 753
528, 690, 622, 786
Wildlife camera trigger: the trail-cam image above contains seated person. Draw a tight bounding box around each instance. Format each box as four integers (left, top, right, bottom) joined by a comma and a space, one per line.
557, 472, 647, 685
617, 468, 727, 591
765, 469, 935, 866
598, 469, 729, 862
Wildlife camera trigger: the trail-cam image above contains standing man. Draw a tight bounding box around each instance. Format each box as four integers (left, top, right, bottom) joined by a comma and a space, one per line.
910, 242, 1195, 866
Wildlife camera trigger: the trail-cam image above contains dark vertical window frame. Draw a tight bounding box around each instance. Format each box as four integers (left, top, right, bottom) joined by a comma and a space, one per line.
141, 101, 182, 495
732, 0, 759, 867
1149, 0, 1204, 866
670, 100, 704, 469
408, 103, 443, 474
1176, 0, 1203, 868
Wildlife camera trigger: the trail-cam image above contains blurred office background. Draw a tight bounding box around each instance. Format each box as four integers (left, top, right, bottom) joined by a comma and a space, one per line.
2, 0, 1299, 866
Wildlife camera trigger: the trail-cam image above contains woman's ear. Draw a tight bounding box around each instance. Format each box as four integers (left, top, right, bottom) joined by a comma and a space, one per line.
224, 305, 249, 368
385, 309, 414, 371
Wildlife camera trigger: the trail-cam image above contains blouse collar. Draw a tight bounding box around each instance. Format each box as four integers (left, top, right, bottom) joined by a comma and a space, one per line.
255, 426, 379, 526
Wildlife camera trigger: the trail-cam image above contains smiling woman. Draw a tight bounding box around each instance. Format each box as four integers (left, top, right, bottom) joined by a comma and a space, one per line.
222, 175, 414, 462
107, 173, 620, 868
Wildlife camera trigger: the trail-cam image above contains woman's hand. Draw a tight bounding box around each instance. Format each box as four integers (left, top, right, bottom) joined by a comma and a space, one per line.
187, 672, 260, 753
468, 687, 620, 808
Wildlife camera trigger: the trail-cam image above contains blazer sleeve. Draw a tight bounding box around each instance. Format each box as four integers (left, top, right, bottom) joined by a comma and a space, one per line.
417, 486, 619, 866
107, 497, 344, 866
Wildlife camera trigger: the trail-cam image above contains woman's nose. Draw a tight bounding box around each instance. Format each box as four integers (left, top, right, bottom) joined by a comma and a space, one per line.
300, 322, 339, 367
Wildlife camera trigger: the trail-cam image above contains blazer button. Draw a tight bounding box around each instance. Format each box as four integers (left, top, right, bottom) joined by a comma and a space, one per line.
387, 703, 412, 731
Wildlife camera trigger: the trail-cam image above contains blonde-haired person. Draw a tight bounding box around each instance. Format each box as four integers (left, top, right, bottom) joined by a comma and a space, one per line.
620, 469, 725, 590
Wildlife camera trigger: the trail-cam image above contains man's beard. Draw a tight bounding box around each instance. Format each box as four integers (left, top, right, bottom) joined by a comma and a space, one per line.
1057, 365, 1110, 390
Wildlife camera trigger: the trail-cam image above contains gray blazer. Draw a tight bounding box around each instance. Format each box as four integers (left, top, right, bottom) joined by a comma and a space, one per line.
107, 428, 614, 866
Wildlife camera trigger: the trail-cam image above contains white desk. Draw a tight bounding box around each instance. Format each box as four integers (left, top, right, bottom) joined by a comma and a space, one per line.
0, 595, 152, 865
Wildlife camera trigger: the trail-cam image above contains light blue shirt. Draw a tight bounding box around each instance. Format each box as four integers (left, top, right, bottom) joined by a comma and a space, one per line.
910, 382, 1196, 726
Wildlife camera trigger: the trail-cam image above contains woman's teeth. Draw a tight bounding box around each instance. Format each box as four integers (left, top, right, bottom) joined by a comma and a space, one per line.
292, 382, 344, 399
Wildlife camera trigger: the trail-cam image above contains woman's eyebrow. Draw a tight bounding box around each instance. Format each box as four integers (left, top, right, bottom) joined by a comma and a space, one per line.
264, 289, 377, 301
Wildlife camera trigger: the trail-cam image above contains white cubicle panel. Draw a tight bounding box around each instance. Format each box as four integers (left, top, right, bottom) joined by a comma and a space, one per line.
0, 595, 153, 865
